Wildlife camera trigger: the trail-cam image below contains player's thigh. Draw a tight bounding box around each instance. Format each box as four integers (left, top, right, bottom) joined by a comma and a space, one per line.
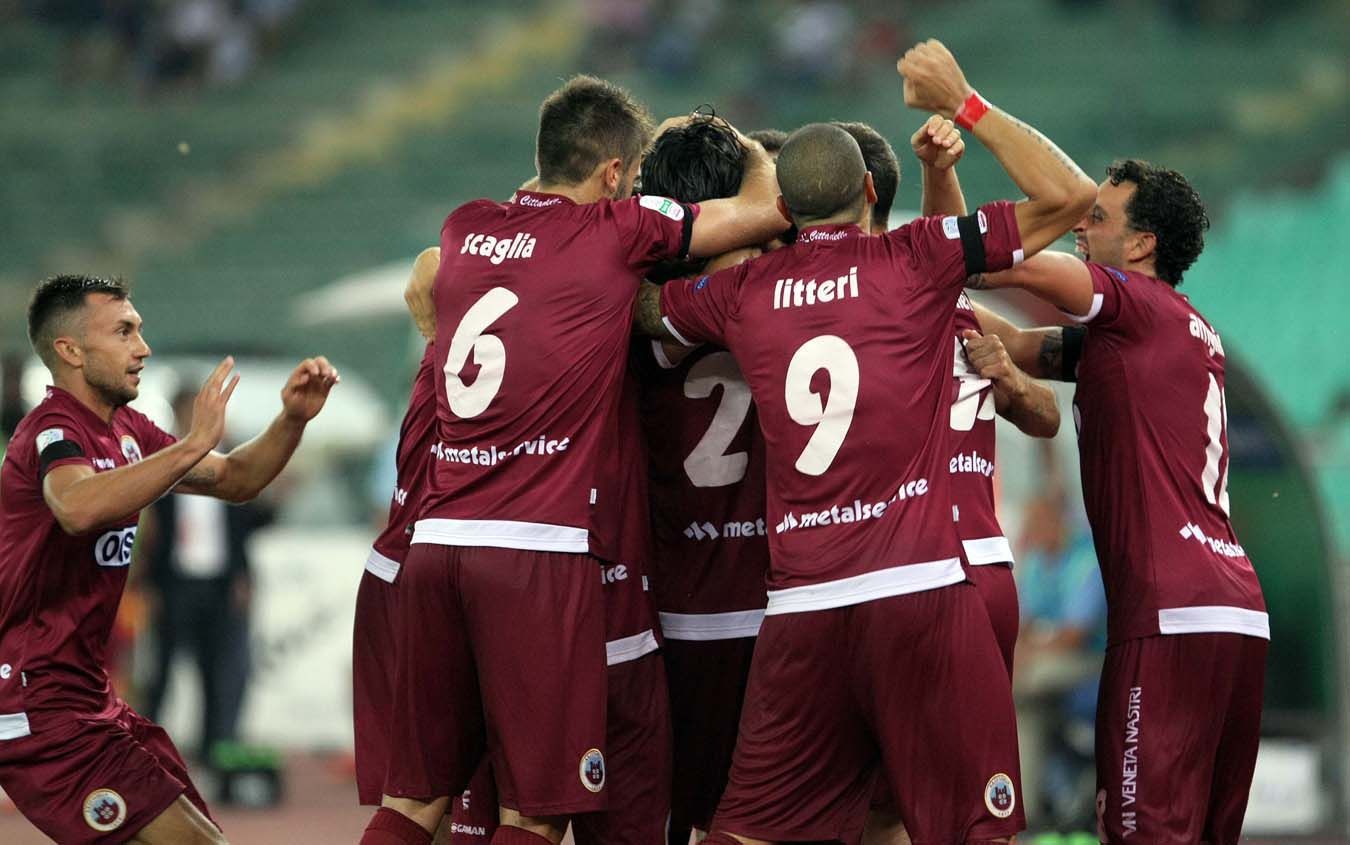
460, 547, 608, 817
1095, 635, 1230, 844
712, 608, 874, 844
864, 584, 1024, 844
130, 794, 226, 845
0, 716, 193, 845
385, 543, 484, 800
573, 651, 672, 845
353, 569, 399, 805
665, 636, 757, 832
1203, 636, 1268, 845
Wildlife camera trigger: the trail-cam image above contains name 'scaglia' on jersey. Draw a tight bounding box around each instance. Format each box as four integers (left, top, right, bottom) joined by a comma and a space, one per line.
660, 202, 1024, 617
413, 190, 696, 557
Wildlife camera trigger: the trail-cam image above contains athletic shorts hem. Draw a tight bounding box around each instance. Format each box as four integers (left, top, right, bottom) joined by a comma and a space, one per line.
497, 795, 607, 817
103, 786, 189, 845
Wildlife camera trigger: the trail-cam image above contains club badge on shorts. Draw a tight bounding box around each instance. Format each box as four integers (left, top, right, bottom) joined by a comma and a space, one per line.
83, 788, 127, 832
984, 773, 1016, 818
579, 748, 606, 793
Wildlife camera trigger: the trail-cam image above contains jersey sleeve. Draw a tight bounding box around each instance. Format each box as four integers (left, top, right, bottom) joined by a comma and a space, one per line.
28, 410, 94, 478
658, 265, 743, 348
1063, 263, 1141, 335
888, 200, 1023, 293
613, 195, 701, 272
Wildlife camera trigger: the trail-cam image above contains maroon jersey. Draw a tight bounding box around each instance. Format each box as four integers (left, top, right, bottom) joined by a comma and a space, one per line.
950, 294, 1012, 566
660, 204, 1023, 614
638, 340, 769, 640
598, 359, 660, 665
366, 343, 439, 582
414, 190, 697, 555
0, 387, 175, 731
1069, 263, 1266, 643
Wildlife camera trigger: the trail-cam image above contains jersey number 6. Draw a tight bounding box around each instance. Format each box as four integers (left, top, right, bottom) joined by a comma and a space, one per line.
444, 288, 519, 418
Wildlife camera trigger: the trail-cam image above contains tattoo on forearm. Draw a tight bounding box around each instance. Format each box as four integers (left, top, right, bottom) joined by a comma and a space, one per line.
966, 273, 989, 290
1004, 112, 1090, 181
180, 464, 217, 489
634, 283, 669, 339
1037, 330, 1064, 379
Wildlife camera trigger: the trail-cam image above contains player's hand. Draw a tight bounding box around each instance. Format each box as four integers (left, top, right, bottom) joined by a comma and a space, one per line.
962, 329, 1029, 398
281, 356, 340, 423
897, 39, 975, 119
186, 356, 240, 453
911, 115, 965, 171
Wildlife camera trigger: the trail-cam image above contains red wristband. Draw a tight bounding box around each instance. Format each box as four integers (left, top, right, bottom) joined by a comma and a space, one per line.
955, 91, 991, 131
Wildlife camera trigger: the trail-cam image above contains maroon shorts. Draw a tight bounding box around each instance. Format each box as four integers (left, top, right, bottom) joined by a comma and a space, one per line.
0, 698, 213, 844
712, 583, 1024, 844
663, 635, 757, 832
1095, 633, 1267, 845
449, 761, 497, 844
967, 563, 1018, 677
384, 544, 609, 816
353, 567, 398, 805
573, 649, 672, 845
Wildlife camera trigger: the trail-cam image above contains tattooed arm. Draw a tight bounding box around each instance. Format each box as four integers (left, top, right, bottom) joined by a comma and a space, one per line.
898, 39, 1096, 257
633, 281, 672, 340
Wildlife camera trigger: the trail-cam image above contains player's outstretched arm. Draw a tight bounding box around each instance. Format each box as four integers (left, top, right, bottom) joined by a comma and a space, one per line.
898, 39, 1096, 256
972, 301, 1070, 381
912, 115, 968, 218
969, 250, 1097, 324
960, 329, 1060, 437
43, 357, 239, 534
687, 134, 789, 257
176, 356, 339, 502
404, 246, 440, 341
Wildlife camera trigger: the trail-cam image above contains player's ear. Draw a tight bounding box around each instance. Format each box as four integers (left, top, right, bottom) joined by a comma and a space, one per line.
1127, 229, 1156, 264
863, 172, 878, 206
600, 157, 624, 195
776, 196, 792, 226
52, 335, 83, 369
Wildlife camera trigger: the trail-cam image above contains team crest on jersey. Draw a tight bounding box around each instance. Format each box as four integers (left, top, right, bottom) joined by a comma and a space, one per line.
119, 434, 143, 463
579, 748, 606, 793
984, 773, 1016, 818
639, 194, 685, 221
82, 788, 127, 832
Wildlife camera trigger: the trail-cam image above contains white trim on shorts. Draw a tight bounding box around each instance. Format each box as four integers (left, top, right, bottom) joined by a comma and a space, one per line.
764, 558, 965, 616
0, 712, 31, 741
606, 629, 660, 666
1157, 606, 1270, 640
412, 518, 588, 553
962, 535, 1014, 566
364, 548, 402, 583
659, 609, 765, 641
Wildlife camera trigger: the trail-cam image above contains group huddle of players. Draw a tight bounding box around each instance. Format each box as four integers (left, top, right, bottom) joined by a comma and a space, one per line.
0, 38, 1267, 845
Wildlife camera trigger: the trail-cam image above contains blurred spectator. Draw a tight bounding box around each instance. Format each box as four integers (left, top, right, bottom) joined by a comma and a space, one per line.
1013, 450, 1107, 830
140, 387, 274, 761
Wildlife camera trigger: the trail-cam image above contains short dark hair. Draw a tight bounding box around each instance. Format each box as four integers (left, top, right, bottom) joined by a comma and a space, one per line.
640, 115, 746, 205
1106, 159, 1209, 286
27, 274, 130, 366
776, 123, 867, 224
536, 75, 654, 186
747, 128, 788, 154
834, 121, 898, 230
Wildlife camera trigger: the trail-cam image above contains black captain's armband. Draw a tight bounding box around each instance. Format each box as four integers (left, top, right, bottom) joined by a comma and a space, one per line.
957, 213, 987, 277
39, 440, 85, 476
1062, 325, 1086, 382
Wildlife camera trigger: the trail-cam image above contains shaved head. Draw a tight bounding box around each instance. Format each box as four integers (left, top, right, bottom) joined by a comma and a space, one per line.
776, 123, 868, 225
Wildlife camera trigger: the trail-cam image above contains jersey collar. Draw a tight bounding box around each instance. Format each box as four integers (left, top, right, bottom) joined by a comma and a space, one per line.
796, 223, 865, 244
511, 190, 574, 209
44, 385, 121, 431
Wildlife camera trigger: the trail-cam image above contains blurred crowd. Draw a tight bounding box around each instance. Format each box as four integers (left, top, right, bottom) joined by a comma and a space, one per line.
18, 0, 304, 90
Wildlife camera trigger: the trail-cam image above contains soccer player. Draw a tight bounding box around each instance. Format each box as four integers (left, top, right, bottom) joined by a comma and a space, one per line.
636, 39, 1096, 844
968, 159, 1268, 845
746, 128, 788, 157
364, 75, 786, 845
353, 248, 441, 811
0, 274, 338, 844
635, 114, 771, 845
